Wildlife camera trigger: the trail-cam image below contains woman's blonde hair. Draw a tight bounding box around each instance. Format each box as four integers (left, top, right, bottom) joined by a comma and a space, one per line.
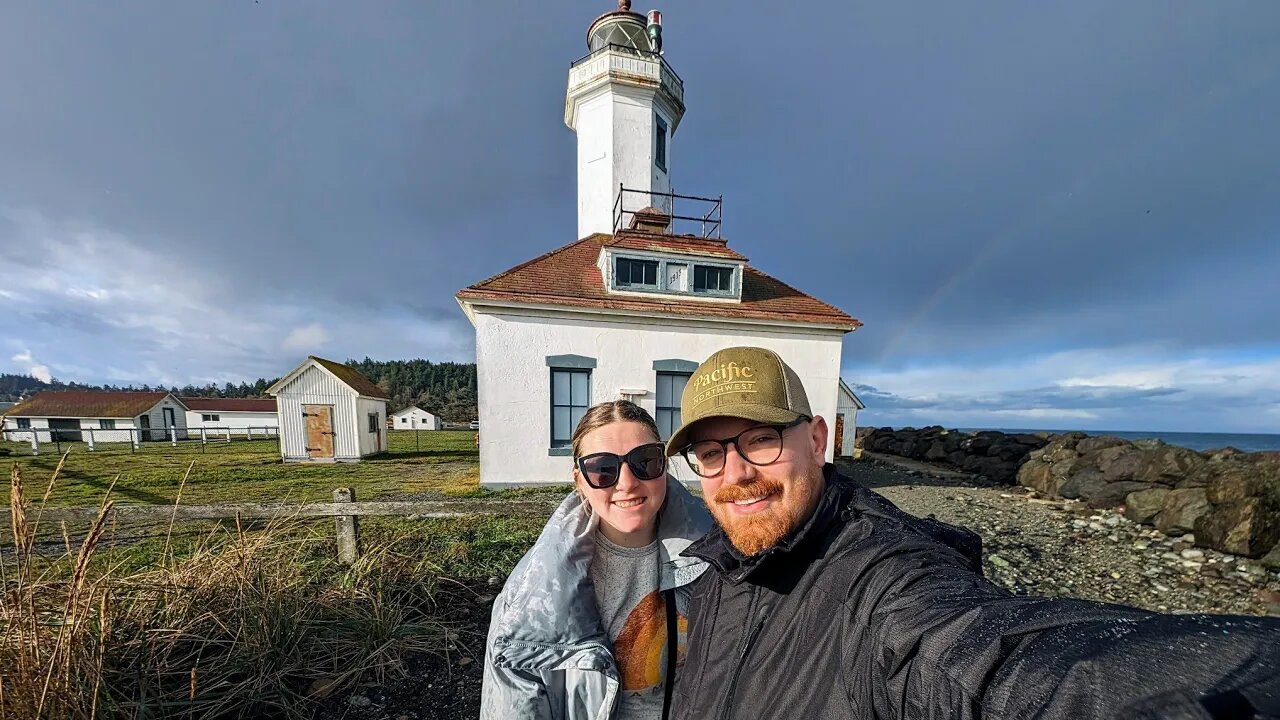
570, 400, 662, 505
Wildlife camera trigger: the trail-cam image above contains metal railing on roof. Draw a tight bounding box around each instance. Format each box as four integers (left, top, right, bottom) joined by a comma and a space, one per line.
612, 184, 723, 239
569, 42, 684, 86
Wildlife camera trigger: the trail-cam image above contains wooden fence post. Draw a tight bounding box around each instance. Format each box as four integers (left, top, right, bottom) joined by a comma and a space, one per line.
200, 428, 207, 446
334, 487, 360, 565
87, 429, 95, 451
30, 430, 39, 455
170, 426, 178, 447
225, 428, 232, 444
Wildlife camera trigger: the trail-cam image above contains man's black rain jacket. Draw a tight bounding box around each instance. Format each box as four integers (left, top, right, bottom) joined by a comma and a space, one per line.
670, 463, 1280, 719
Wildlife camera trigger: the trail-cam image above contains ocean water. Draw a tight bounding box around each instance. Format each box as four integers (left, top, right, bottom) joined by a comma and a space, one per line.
958, 428, 1280, 454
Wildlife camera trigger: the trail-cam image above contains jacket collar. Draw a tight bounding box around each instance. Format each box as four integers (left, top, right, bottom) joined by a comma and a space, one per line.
684, 463, 855, 587
491, 477, 713, 652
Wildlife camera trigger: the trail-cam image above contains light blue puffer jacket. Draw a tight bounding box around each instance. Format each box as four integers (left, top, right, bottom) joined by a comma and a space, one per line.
480, 478, 711, 720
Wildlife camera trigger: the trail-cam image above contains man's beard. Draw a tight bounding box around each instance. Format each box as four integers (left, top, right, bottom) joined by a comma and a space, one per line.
710, 470, 822, 557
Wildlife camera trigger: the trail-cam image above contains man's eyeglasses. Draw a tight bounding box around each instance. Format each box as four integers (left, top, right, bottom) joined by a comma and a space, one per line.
680, 416, 810, 478
576, 442, 668, 489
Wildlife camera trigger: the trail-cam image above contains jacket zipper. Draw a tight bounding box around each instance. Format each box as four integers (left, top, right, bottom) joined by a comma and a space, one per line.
718, 597, 772, 720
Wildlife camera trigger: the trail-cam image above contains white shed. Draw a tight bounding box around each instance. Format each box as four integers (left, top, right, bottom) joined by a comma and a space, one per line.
268, 357, 389, 462
835, 379, 866, 457
390, 406, 441, 430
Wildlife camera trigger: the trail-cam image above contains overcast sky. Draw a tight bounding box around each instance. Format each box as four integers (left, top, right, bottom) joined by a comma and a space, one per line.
2, 2, 1278, 433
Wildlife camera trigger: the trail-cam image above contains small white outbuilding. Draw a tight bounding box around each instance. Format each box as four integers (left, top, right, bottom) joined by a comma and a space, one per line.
390, 406, 441, 430
268, 356, 389, 462
835, 379, 866, 458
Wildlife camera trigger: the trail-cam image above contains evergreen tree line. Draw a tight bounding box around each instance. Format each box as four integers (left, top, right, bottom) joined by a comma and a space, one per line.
346, 357, 478, 423
1, 359, 479, 422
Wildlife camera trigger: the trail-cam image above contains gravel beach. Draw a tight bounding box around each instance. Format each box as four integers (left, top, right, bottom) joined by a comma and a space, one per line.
850, 457, 1280, 616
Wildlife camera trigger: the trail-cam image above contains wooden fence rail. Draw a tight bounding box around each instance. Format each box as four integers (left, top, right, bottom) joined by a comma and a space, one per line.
1, 488, 561, 564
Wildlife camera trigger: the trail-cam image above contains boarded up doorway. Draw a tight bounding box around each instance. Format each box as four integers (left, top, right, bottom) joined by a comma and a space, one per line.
304, 405, 335, 459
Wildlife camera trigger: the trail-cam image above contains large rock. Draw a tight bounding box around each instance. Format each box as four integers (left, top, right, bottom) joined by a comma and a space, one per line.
1053, 432, 1089, 450
1081, 480, 1156, 509
1125, 487, 1171, 524
1059, 469, 1107, 502
924, 441, 949, 461
1262, 542, 1280, 571
1018, 461, 1057, 496
988, 443, 1026, 462
1155, 488, 1211, 536
1076, 436, 1129, 455
1042, 445, 1081, 465
1205, 465, 1274, 504
1195, 497, 1280, 557
1095, 445, 1148, 483
1136, 445, 1202, 486
1202, 447, 1246, 463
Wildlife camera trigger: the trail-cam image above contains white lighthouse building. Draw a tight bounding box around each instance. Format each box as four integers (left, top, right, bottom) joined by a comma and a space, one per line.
566, 2, 684, 237
457, 1, 860, 488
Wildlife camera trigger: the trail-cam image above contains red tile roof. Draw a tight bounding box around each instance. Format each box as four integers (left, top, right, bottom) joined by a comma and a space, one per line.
457, 234, 860, 329
604, 229, 747, 260
3, 390, 178, 418
311, 357, 390, 400
180, 397, 278, 413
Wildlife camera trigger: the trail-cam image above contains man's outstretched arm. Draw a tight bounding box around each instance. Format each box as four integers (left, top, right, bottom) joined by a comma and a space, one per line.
841, 530, 1280, 719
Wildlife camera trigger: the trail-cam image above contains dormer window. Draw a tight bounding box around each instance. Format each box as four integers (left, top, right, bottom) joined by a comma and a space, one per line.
609, 252, 739, 298
615, 257, 659, 288
693, 265, 733, 293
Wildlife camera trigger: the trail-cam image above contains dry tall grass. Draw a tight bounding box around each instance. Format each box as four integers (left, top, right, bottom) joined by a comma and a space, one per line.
0, 459, 461, 719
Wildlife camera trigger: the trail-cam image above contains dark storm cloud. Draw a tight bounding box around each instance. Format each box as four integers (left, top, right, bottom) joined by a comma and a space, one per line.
1, 1, 1278, 429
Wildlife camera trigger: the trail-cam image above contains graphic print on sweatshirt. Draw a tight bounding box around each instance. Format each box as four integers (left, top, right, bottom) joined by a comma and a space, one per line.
591, 534, 689, 717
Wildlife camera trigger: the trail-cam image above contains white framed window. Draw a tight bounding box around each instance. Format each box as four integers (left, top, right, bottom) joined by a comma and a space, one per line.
16, 418, 31, 429
99, 419, 116, 430
551, 368, 591, 449
202, 413, 220, 422
368, 413, 379, 433
615, 257, 659, 288
655, 372, 690, 441
693, 264, 734, 293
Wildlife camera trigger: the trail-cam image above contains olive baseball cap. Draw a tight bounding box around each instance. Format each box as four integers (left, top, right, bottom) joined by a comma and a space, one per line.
665, 346, 812, 456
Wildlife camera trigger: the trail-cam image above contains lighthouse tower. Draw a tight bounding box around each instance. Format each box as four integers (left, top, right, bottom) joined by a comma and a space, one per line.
565, 1, 686, 238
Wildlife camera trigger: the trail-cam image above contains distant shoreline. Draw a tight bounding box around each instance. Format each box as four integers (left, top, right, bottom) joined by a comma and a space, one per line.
950, 428, 1280, 454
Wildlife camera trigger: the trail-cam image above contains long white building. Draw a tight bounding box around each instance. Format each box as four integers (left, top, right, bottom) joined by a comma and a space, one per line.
1, 390, 188, 445
456, 3, 860, 487
181, 397, 279, 435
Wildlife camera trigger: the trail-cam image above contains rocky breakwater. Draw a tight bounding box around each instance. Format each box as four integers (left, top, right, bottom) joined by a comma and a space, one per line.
860, 426, 1048, 484
1018, 433, 1280, 566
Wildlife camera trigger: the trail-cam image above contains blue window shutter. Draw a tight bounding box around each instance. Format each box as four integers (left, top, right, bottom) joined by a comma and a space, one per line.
545, 354, 597, 369
652, 359, 697, 373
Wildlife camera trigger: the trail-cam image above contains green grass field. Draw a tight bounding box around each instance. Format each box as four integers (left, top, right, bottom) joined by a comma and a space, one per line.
1, 430, 558, 507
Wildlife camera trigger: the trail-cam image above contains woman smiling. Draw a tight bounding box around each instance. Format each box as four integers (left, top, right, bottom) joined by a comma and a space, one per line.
481, 400, 712, 720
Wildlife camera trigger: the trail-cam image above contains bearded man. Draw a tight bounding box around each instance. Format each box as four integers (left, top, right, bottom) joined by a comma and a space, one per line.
665, 346, 1280, 720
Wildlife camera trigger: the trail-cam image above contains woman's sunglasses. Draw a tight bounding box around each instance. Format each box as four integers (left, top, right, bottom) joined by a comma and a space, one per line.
576, 442, 667, 489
